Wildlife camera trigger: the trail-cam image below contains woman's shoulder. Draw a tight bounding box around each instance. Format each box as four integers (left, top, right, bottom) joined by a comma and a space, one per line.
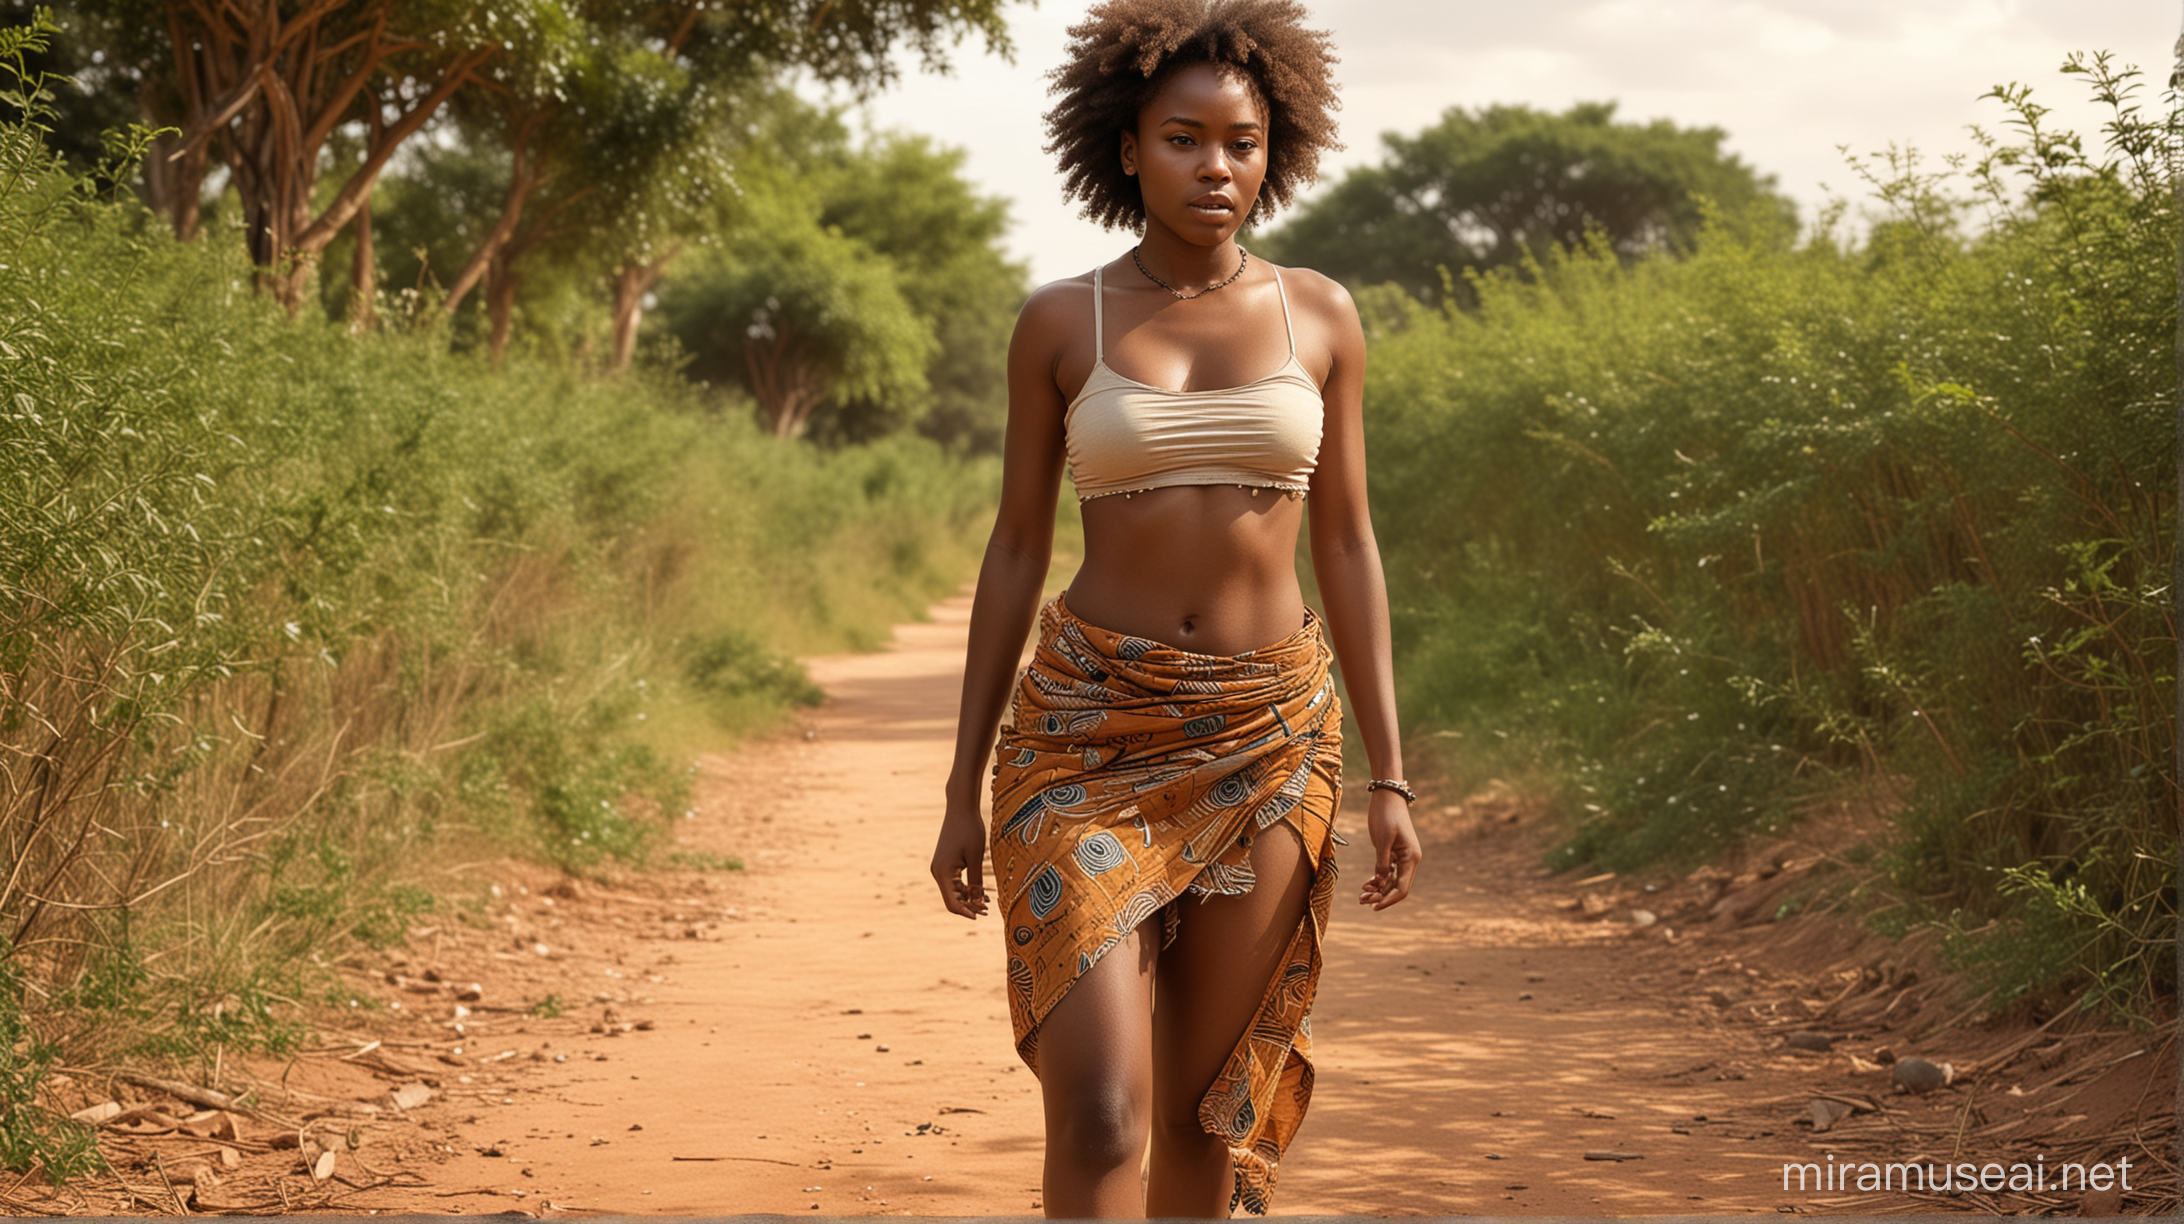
1024, 267, 1104, 308
1266, 260, 1357, 319
1012, 267, 1121, 360
1015, 269, 1100, 330
1266, 260, 1364, 351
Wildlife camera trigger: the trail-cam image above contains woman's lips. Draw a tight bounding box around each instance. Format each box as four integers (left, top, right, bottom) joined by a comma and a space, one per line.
1188, 201, 1234, 219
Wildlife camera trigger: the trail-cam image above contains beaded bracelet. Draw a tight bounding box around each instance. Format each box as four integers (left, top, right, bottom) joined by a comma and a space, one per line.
1365, 778, 1417, 802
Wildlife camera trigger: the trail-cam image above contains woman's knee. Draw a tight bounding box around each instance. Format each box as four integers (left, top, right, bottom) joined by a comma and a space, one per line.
1046, 1080, 1150, 1170
1150, 1093, 1222, 1154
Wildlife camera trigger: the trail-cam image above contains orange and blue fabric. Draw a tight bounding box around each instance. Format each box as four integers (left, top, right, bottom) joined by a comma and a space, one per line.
990, 593, 1343, 1213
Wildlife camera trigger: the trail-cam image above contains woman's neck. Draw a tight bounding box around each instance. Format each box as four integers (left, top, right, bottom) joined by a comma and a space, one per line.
1132, 225, 1244, 293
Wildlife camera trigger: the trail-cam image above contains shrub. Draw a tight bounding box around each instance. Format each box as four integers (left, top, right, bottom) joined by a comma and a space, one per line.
0, 11, 996, 1165
1365, 56, 2175, 1019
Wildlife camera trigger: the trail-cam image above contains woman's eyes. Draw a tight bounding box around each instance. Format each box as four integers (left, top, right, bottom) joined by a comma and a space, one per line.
1166, 135, 1258, 153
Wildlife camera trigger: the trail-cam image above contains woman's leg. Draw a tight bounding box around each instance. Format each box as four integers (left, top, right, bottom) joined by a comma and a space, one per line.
1146, 824, 1314, 1216
1034, 924, 1159, 1217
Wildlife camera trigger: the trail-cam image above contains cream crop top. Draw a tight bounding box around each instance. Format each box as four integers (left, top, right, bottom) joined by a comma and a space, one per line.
1064, 264, 1324, 501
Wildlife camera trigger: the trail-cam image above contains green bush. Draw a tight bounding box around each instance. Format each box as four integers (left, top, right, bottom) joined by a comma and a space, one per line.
1366, 56, 2175, 1019
0, 943, 105, 1181
0, 12, 994, 1164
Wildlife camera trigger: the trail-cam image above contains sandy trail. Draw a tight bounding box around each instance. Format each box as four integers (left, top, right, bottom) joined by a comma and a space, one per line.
28, 594, 2171, 1218
359, 593, 2011, 1216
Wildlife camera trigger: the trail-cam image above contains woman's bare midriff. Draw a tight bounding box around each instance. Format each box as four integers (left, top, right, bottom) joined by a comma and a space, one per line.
1063, 483, 1309, 657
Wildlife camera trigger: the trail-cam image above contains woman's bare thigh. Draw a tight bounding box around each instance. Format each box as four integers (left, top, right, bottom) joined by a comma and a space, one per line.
1151, 822, 1313, 1129
1032, 923, 1159, 1143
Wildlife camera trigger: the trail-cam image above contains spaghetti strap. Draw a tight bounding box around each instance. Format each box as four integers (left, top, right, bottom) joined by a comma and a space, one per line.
1092, 266, 1106, 363
1272, 265, 1296, 356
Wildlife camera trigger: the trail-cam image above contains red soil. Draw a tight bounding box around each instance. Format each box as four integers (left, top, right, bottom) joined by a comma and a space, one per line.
21, 593, 2174, 1217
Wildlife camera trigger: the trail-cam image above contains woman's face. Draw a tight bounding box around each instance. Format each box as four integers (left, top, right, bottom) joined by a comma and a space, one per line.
1119, 62, 1268, 244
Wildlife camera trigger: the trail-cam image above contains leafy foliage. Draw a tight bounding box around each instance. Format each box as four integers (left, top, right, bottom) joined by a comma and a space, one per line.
0, 943, 106, 1178
618, 0, 1016, 94
0, 26, 997, 1161
656, 96, 1026, 446
1259, 101, 1796, 302
665, 183, 934, 436
806, 114, 1027, 450
46, 0, 1020, 325
1363, 59, 2175, 1019
0, 2, 140, 174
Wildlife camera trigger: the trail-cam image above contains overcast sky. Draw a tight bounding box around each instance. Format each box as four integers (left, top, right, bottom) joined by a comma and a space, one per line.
808, 1, 2176, 286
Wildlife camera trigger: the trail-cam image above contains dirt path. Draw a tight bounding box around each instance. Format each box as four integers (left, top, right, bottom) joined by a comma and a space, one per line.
313, 591, 1829, 1217
230, 592, 2168, 1218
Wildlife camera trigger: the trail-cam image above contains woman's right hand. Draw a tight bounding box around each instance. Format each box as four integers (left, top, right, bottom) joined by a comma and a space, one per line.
930, 804, 990, 919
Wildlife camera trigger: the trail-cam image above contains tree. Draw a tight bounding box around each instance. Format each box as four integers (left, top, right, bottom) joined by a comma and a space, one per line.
437, 27, 720, 365
598, 0, 1014, 101
83, 0, 519, 310
662, 189, 932, 437
0, 4, 146, 178
1257, 101, 1797, 302
577, 45, 728, 372
564, 1, 1025, 373
0, 2, 225, 233
60, 0, 1019, 320
419, 1, 774, 364
654, 98, 1025, 445
804, 119, 1025, 449
434, 0, 1021, 370
416, 2, 586, 332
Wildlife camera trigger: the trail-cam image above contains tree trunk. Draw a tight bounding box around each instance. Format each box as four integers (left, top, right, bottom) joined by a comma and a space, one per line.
439, 169, 537, 322
610, 266, 645, 373
349, 189, 376, 333
347, 100, 383, 332
437, 109, 550, 322
744, 319, 830, 437
142, 127, 206, 241
607, 244, 682, 372
159, 5, 493, 316
146, 5, 207, 240
485, 253, 519, 367
479, 189, 587, 366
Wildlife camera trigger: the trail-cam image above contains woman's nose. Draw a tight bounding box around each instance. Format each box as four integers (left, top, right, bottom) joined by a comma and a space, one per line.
1198, 149, 1232, 182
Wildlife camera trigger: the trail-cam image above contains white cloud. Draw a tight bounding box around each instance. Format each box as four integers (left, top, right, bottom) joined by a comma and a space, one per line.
817, 0, 2176, 286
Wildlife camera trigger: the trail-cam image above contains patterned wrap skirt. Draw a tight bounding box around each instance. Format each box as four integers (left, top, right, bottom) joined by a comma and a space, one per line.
990, 594, 1343, 1214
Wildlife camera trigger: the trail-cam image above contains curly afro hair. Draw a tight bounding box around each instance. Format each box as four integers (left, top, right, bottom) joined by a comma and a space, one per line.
1044, 0, 1341, 232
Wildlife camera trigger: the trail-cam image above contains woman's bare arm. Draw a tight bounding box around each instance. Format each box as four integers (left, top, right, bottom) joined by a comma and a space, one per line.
932, 284, 1074, 919
1297, 269, 1422, 909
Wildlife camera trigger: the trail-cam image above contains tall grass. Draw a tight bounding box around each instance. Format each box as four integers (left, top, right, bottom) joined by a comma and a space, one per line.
0, 17, 992, 1174
1365, 56, 2175, 1020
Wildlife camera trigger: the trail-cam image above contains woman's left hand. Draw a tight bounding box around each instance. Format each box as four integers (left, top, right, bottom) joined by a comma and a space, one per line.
1358, 787, 1422, 910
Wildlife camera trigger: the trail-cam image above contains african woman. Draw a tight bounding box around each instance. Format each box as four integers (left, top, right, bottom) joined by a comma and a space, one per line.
930, 1, 1421, 1215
